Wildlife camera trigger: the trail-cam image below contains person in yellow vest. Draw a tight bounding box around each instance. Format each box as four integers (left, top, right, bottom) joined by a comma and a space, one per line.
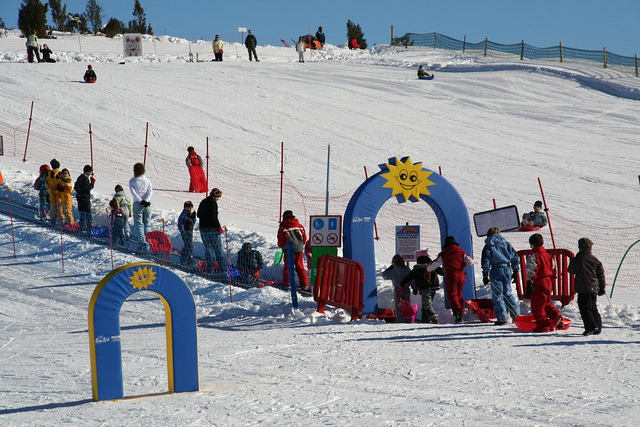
212, 35, 224, 61
56, 168, 75, 225
46, 159, 61, 224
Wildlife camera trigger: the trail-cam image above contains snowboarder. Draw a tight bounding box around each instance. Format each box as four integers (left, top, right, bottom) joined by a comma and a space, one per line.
74, 165, 95, 233
185, 146, 207, 193
277, 210, 309, 290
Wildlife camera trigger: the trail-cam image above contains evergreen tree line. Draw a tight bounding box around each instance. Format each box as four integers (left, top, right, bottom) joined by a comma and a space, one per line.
13, 0, 153, 39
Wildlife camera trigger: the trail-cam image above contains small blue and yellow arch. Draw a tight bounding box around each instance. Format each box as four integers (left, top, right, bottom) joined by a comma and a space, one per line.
88, 262, 199, 401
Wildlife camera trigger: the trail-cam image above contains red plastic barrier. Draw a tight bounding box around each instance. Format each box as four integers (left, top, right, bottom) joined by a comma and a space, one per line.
145, 231, 172, 254
313, 255, 365, 321
514, 248, 575, 306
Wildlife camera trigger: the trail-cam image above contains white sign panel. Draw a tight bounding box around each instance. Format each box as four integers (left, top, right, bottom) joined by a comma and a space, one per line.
395, 225, 420, 261
237, 27, 247, 33
309, 215, 342, 247
123, 34, 143, 57
473, 205, 521, 237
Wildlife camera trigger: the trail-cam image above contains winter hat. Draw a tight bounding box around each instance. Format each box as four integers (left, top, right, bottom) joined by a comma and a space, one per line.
534, 200, 543, 208
50, 158, 60, 169
187, 146, 194, 152
114, 184, 124, 192
87, 64, 92, 69
39, 164, 50, 174
211, 188, 222, 198
242, 242, 252, 251
83, 165, 93, 173
184, 200, 193, 208
215, 35, 220, 39
416, 255, 430, 265
578, 237, 593, 251
282, 210, 294, 219
444, 236, 458, 247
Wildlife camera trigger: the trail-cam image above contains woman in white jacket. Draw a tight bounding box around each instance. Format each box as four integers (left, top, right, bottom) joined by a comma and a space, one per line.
296, 37, 307, 63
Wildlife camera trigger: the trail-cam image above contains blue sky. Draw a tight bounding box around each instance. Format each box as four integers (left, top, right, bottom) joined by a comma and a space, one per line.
2, 0, 638, 55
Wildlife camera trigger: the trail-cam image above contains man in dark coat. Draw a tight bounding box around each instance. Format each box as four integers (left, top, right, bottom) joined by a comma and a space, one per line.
245, 29, 259, 62
197, 188, 225, 273
315, 26, 325, 47
568, 238, 606, 336
74, 165, 95, 233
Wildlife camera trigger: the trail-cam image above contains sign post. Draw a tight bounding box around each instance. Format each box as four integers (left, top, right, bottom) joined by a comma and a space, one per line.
309, 215, 342, 286
395, 225, 420, 262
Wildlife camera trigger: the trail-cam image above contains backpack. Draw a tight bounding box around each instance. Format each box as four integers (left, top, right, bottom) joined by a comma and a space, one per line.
285, 229, 304, 253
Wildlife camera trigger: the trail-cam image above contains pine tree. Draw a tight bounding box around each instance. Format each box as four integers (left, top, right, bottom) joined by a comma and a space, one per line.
128, 0, 148, 34
48, 0, 66, 31
102, 17, 123, 38
85, 0, 103, 35
18, 0, 48, 37
346, 19, 367, 49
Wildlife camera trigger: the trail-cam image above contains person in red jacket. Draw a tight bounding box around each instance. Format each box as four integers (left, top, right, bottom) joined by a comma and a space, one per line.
429, 236, 473, 323
526, 233, 565, 332
277, 210, 309, 290
186, 146, 208, 193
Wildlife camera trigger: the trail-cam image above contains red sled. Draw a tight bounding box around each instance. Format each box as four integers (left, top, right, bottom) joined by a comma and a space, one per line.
518, 225, 540, 232
188, 165, 207, 193
465, 298, 496, 323
398, 299, 416, 319
365, 308, 397, 323
145, 231, 172, 254
514, 314, 572, 331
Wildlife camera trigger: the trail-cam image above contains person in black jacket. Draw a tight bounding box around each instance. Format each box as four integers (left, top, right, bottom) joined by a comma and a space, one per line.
41, 44, 56, 62
568, 238, 606, 336
315, 26, 325, 47
244, 29, 259, 62
84, 64, 97, 83
236, 242, 264, 283
197, 188, 225, 273
74, 165, 95, 233
400, 255, 443, 323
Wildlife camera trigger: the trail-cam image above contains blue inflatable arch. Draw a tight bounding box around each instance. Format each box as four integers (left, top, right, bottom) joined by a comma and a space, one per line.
344, 157, 476, 315
88, 262, 199, 401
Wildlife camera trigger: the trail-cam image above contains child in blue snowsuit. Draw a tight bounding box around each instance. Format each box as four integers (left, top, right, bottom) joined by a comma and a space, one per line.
178, 201, 197, 265
481, 227, 521, 325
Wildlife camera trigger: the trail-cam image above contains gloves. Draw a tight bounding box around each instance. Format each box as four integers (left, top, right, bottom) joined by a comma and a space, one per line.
526, 280, 533, 296
482, 273, 490, 285
598, 288, 606, 296
140, 200, 151, 207
218, 227, 224, 233
512, 269, 519, 283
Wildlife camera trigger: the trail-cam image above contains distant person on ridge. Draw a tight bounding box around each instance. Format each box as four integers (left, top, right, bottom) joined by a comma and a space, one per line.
296, 36, 307, 63
417, 65, 431, 79
245, 29, 259, 62
315, 26, 325, 47
212, 35, 224, 61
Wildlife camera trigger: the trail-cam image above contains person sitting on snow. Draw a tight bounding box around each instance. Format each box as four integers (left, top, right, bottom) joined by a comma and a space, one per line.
521, 200, 547, 228
236, 242, 264, 282
417, 65, 431, 79
84, 64, 97, 83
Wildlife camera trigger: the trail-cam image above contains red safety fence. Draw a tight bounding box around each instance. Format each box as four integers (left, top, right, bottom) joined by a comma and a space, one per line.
514, 248, 576, 306
313, 255, 365, 321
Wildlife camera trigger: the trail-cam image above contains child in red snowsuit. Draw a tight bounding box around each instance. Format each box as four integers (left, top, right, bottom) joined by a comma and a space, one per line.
429, 236, 472, 322
277, 210, 309, 290
525, 233, 564, 332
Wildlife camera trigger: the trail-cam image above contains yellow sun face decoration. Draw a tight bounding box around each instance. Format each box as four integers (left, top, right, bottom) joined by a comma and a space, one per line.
129, 266, 158, 291
381, 157, 436, 202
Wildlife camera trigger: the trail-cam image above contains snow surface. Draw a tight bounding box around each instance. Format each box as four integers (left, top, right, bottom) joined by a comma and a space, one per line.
1, 31, 640, 426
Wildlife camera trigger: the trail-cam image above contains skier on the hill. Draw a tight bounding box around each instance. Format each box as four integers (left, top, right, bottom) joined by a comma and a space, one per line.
34, 164, 50, 220
277, 210, 309, 290
74, 165, 95, 233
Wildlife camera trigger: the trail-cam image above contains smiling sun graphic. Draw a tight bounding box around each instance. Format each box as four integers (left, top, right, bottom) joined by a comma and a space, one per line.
381, 157, 436, 202
129, 266, 158, 291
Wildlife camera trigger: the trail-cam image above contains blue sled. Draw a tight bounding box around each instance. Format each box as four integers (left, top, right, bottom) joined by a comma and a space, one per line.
419, 75, 434, 80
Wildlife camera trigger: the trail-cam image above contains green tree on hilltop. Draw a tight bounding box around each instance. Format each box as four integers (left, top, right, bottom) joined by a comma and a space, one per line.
85, 0, 103, 35
18, 0, 48, 37
48, 0, 66, 31
128, 0, 150, 34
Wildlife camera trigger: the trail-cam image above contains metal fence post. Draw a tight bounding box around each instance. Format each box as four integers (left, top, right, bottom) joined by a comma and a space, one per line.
484, 38, 488, 57
603, 47, 607, 69
520, 40, 524, 60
